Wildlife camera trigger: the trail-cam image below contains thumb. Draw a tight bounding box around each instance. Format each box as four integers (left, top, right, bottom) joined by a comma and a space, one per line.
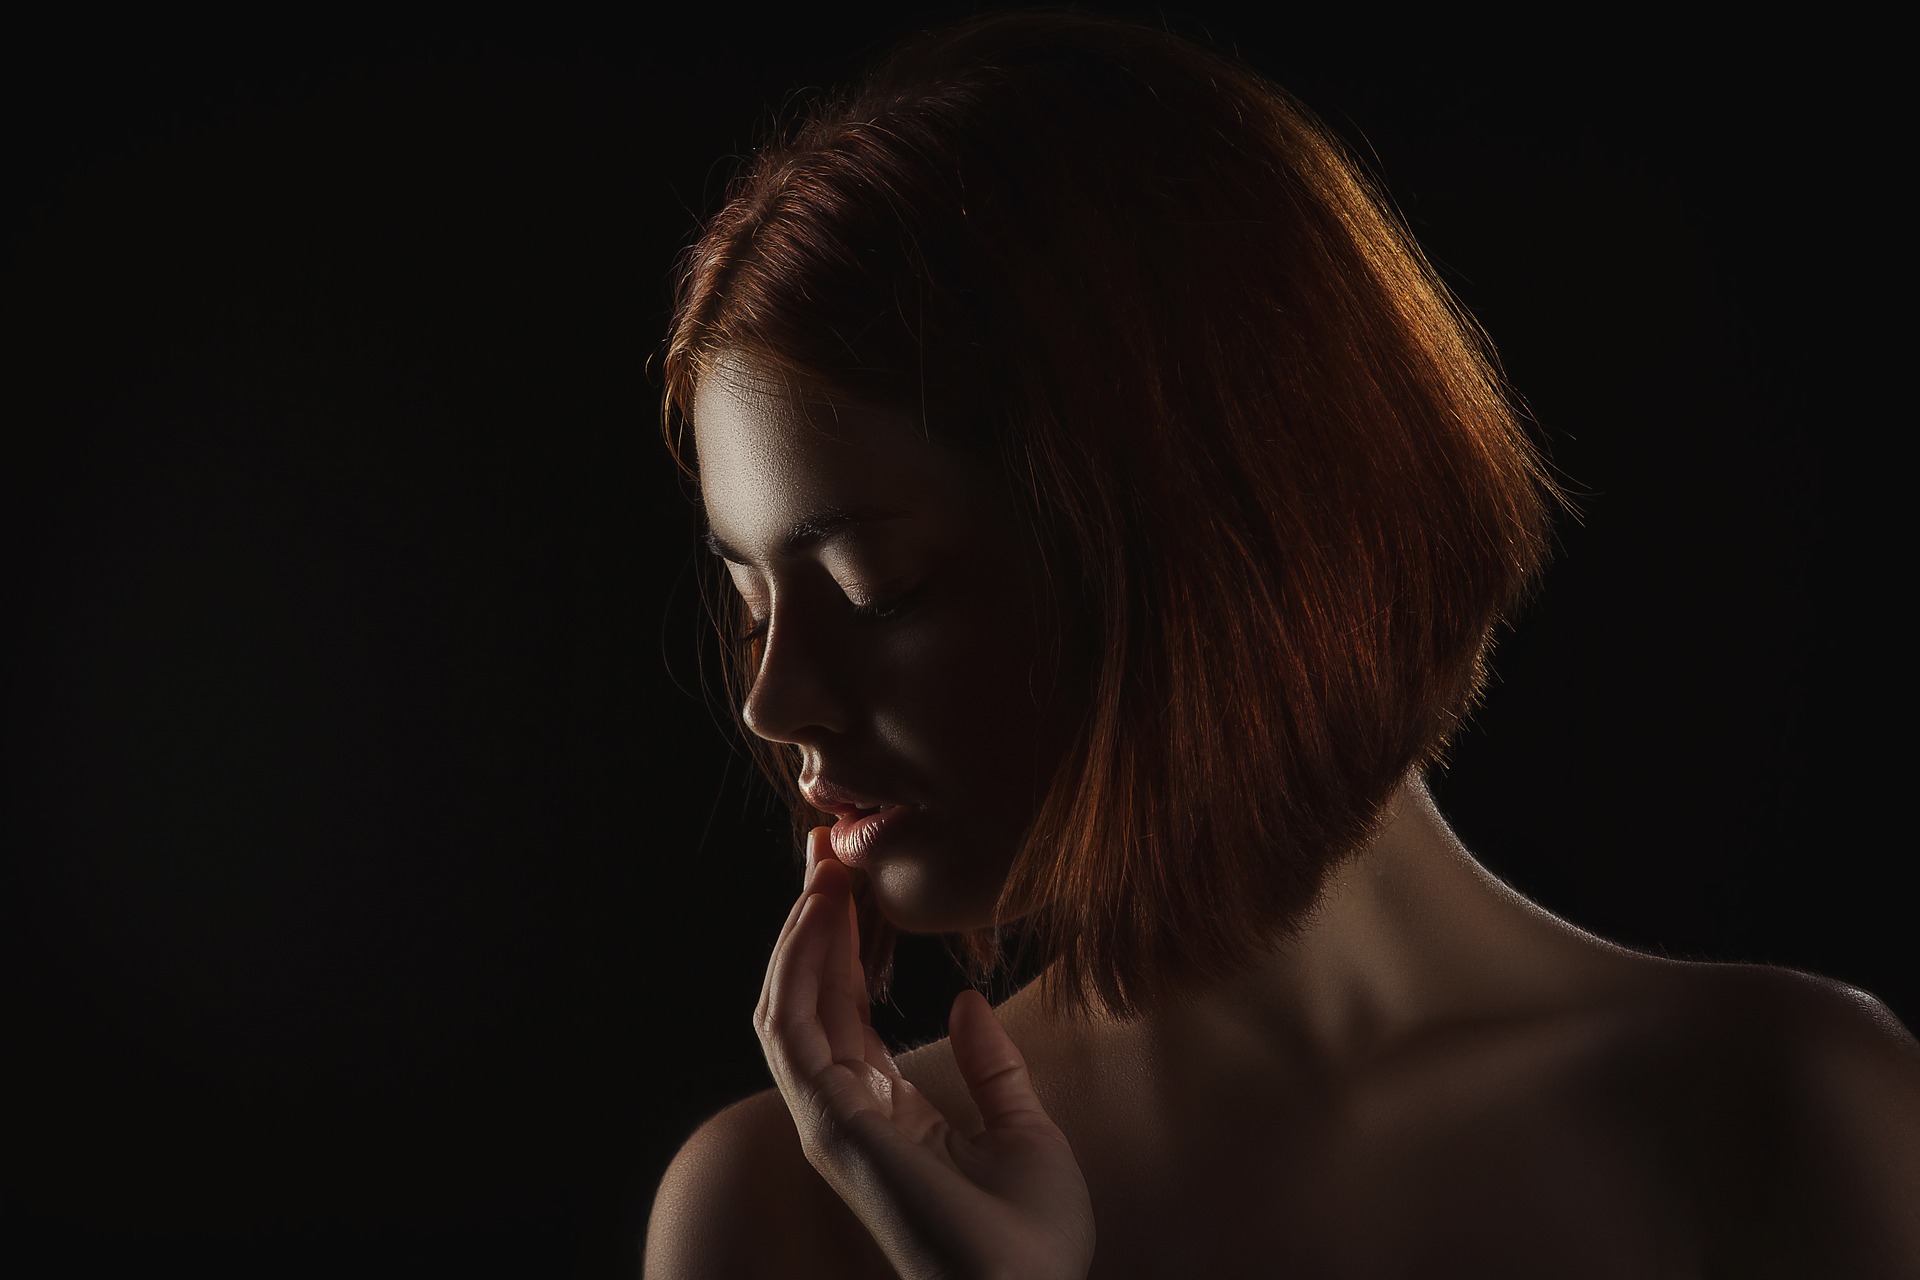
949, 988, 1051, 1133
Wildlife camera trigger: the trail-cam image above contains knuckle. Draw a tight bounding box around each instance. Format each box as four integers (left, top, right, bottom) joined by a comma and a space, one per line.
764, 1013, 810, 1051
755, 996, 802, 1053
794, 1097, 848, 1167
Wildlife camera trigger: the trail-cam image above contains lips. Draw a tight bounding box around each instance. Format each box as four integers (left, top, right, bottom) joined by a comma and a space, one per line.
800, 776, 908, 820
827, 802, 920, 867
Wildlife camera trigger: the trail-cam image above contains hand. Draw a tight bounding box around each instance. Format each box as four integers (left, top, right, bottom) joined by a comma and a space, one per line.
754, 827, 1096, 1280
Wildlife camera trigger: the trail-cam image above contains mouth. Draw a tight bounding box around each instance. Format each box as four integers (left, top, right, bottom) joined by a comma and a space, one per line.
811, 799, 892, 821
827, 802, 920, 867
824, 800, 902, 828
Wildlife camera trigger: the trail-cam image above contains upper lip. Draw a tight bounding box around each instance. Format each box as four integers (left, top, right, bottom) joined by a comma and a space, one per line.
800, 776, 907, 819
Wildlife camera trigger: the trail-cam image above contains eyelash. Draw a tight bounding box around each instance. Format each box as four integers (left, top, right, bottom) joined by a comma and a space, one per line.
734, 588, 920, 648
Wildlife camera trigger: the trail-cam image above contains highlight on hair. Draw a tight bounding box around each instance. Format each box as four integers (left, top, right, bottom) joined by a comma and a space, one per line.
658, 10, 1562, 1022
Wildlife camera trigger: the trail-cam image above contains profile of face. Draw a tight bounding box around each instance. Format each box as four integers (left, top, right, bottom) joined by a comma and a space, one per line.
693, 357, 1087, 934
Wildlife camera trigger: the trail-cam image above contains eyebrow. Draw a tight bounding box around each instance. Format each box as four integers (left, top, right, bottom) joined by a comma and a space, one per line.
701, 502, 915, 565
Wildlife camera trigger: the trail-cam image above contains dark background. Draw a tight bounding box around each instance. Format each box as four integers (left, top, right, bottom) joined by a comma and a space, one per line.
2, 6, 1900, 1276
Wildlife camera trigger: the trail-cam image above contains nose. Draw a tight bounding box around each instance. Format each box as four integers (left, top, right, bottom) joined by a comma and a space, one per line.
739, 604, 857, 744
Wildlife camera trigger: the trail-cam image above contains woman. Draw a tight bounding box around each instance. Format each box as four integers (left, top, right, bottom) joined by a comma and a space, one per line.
644, 12, 1918, 1278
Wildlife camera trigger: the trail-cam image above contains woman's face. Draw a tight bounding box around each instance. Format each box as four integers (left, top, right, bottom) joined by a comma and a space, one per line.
693, 358, 1085, 933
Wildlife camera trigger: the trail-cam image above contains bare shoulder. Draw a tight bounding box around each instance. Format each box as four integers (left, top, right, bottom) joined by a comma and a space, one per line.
1639, 959, 1920, 1094
643, 1087, 895, 1280
1614, 958, 1920, 1275
1703, 962, 1920, 1155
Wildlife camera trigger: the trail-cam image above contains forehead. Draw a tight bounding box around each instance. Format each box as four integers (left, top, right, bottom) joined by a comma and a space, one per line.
691, 360, 1001, 547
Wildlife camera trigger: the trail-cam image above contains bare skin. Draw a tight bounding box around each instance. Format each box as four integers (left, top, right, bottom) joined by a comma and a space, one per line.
881, 776, 1920, 1278
645, 361, 1920, 1277
650, 775, 1920, 1277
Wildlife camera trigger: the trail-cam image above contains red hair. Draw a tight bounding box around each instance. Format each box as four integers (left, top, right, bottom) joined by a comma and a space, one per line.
659, 11, 1561, 1021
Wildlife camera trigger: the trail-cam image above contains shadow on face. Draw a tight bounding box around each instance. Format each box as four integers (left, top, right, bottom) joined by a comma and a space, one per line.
693, 356, 1088, 934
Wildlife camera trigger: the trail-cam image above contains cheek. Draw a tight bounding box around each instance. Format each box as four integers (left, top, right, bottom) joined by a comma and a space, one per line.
873, 612, 1026, 748
859, 591, 1080, 931
876, 607, 1067, 795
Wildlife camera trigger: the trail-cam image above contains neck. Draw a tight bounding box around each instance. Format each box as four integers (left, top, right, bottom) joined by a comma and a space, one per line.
1007, 772, 1627, 1079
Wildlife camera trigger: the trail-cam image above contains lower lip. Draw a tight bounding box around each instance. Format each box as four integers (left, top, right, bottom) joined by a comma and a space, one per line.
829, 804, 921, 867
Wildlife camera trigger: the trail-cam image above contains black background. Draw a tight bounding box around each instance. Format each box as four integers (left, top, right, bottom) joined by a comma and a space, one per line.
2, 6, 1902, 1276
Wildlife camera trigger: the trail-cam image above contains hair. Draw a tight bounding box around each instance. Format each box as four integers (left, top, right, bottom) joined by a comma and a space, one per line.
658, 10, 1561, 1022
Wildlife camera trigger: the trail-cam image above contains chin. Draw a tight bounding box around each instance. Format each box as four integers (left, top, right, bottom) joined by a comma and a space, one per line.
865, 858, 1004, 935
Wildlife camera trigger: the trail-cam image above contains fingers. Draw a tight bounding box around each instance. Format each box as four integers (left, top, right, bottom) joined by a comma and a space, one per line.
798, 827, 868, 1043
756, 826, 878, 1102
757, 890, 838, 1097
808, 824, 871, 1007
754, 828, 831, 1025
815, 849, 869, 1061
948, 989, 1055, 1134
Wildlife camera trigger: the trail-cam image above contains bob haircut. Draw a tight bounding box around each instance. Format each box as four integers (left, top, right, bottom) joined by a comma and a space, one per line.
659, 10, 1559, 1022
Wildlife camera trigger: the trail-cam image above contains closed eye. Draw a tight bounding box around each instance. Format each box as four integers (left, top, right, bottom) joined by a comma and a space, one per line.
848, 586, 920, 622
732, 583, 924, 649
854, 578, 931, 624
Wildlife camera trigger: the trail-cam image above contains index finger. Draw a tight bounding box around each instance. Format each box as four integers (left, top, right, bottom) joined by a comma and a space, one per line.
756, 827, 834, 1023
